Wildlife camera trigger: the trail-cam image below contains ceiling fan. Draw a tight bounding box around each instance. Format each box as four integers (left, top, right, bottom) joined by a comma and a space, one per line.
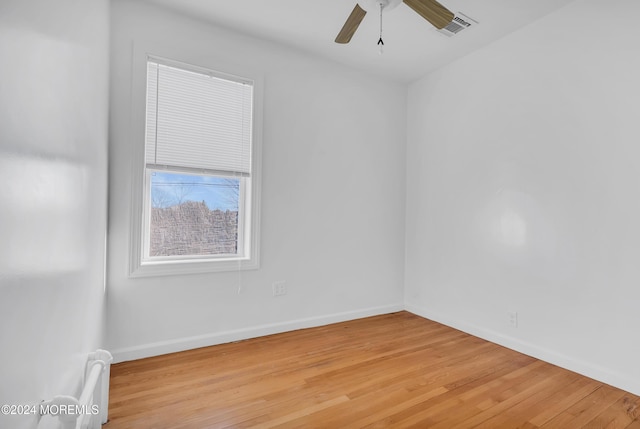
335, 0, 454, 44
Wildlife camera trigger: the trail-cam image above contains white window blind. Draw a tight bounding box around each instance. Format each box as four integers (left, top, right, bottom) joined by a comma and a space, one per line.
146, 59, 253, 177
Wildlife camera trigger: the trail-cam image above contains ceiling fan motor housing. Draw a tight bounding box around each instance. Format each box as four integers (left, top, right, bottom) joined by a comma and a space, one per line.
357, 0, 402, 12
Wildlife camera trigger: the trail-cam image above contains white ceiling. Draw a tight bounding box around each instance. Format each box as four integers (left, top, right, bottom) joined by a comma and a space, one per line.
142, 0, 576, 83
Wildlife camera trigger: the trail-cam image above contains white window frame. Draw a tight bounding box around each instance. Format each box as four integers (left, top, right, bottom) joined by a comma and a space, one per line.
128, 45, 262, 277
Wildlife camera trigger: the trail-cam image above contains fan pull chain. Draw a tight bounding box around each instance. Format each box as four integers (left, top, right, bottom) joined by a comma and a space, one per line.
378, 2, 384, 54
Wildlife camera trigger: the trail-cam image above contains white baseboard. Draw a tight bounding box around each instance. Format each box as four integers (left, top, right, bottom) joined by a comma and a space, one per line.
405, 303, 640, 397
111, 301, 639, 397
111, 303, 404, 363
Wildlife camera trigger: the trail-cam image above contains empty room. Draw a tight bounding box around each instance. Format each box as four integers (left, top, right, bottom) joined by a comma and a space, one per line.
1, 0, 639, 428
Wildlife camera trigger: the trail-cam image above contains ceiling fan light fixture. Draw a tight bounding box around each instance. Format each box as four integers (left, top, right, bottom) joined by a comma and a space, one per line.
356, 0, 402, 13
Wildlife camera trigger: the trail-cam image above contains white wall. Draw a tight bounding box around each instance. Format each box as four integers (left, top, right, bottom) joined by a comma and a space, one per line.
107, 0, 407, 361
0, 0, 109, 428
405, 0, 640, 395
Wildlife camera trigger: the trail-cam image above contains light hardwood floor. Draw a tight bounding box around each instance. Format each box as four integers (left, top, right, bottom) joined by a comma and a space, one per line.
106, 312, 639, 428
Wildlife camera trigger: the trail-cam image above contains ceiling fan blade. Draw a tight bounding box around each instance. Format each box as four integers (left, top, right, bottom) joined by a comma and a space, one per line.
335, 4, 367, 44
403, 0, 454, 29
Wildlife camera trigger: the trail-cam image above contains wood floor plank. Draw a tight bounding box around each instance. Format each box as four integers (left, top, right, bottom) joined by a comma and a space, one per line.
105, 312, 639, 429
582, 395, 640, 429
540, 385, 627, 428
356, 355, 538, 429
396, 362, 565, 428
464, 370, 583, 428
526, 376, 603, 427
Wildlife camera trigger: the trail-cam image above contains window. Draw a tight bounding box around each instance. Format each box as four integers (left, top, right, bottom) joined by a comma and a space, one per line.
131, 55, 261, 276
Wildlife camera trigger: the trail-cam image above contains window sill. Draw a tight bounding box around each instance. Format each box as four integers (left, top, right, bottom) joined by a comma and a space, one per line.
129, 257, 259, 278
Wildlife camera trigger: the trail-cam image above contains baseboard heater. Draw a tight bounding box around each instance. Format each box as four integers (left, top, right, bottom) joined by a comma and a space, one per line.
40, 349, 113, 429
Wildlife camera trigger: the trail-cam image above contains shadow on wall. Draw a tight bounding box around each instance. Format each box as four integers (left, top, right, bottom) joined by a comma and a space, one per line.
0, 154, 89, 277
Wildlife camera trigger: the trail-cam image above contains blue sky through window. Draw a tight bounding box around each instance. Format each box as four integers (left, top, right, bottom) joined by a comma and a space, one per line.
151, 171, 239, 211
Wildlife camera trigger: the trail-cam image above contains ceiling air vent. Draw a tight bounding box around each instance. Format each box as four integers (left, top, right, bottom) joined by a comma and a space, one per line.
438, 13, 478, 37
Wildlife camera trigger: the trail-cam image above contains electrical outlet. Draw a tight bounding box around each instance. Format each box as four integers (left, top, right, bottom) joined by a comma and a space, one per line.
508, 311, 518, 328
272, 281, 287, 297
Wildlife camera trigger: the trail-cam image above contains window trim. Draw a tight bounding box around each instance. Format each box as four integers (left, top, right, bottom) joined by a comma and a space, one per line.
128, 44, 262, 278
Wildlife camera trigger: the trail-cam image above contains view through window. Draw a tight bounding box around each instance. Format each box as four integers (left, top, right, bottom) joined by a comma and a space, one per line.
149, 171, 241, 257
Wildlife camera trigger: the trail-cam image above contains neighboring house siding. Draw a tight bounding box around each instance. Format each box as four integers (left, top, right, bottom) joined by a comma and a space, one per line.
150, 201, 238, 256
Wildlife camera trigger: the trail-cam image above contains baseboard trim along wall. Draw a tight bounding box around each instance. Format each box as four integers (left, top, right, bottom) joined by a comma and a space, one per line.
405, 303, 640, 397
111, 302, 639, 396
111, 304, 404, 363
